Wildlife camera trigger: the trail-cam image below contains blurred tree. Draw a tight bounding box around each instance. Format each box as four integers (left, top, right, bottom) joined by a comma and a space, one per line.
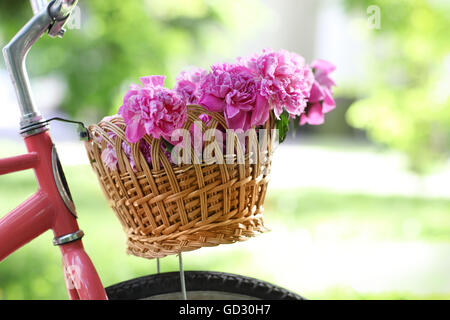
0, 0, 250, 119
342, 0, 450, 173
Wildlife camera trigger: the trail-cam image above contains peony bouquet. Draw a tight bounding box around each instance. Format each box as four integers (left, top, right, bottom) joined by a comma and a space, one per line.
101, 49, 336, 170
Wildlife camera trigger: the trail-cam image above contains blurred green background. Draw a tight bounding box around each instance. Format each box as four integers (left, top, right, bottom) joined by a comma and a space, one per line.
0, 0, 449, 299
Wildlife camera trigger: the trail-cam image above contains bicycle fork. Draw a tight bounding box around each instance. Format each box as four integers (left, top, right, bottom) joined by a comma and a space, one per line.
0, 131, 107, 300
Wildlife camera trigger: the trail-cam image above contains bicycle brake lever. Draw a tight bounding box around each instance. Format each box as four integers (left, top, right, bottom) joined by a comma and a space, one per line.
20, 117, 90, 141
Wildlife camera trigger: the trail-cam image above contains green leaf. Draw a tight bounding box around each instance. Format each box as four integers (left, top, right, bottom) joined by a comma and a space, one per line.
162, 138, 174, 153
276, 111, 290, 144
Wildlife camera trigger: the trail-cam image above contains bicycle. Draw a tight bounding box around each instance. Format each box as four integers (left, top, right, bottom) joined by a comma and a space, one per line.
0, 0, 304, 300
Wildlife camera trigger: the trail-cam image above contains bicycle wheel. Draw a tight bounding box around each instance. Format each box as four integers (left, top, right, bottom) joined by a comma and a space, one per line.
105, 271, 305, 300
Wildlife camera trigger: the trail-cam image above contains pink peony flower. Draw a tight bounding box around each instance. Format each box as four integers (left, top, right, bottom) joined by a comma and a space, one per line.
312, 59, 336, 90
101, 145, 118, 171
121, 142, 133, 168
198, 63, 269, 131
174, 67, 208, 105
242, 49, 314, 119
299, 102, 325, 125
118, 76, 187, 143
139, 140, 153, 165
99, 129, 119, 170
300, 59, 336, 125
120, 140, 153, 171
101, 138, 174, 171
189, 113, 214, 158
198, 113, 212, 125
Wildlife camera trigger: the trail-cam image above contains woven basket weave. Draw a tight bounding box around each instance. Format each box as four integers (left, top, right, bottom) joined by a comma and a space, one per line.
84, 105, 275, 259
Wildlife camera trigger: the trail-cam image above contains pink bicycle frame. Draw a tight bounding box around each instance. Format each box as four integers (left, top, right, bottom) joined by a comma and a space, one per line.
0, 130, 107, 300
0, 0, 107, 300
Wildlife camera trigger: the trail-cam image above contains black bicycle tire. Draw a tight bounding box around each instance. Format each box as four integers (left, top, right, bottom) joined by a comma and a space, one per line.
105, 271, 305, 300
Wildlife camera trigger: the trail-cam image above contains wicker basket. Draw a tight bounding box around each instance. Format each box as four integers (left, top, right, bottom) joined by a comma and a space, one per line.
84, 105, 275, 259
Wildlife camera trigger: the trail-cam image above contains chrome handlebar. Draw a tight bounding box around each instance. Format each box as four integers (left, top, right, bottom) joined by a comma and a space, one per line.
2, 0, 79, 135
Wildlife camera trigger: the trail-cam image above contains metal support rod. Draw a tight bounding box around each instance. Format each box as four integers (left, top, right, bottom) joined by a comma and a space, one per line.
178, 253, 187, 300
156, 258, 160, 274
